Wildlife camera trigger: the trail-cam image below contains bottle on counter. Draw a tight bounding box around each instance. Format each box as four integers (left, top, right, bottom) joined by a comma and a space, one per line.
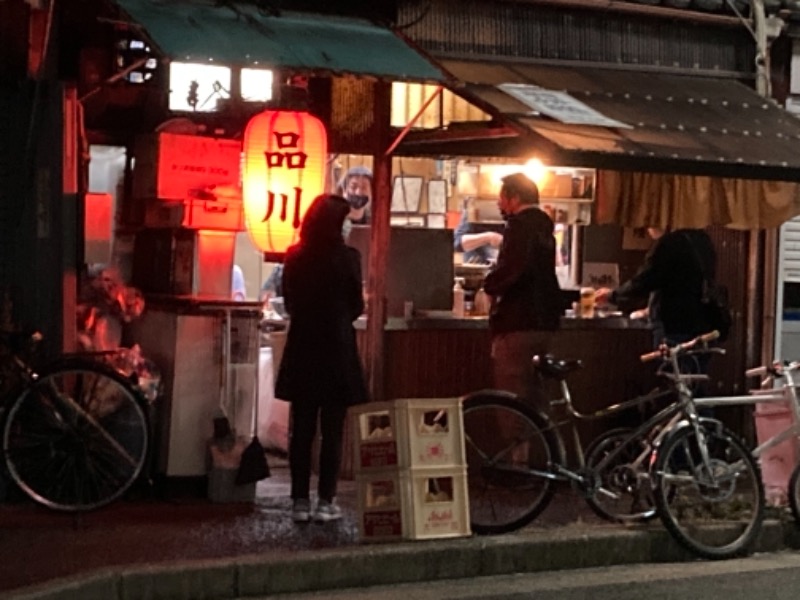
452, 277, 466, 317
473, 286, 490, 316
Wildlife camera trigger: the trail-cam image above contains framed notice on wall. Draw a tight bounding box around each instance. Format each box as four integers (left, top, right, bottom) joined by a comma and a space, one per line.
427, 214, 446, 229
391, 176, 423, 213
427, 179, 448, 214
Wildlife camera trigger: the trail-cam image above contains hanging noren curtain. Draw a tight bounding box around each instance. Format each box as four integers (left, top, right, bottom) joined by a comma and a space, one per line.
596, 171, 800, 230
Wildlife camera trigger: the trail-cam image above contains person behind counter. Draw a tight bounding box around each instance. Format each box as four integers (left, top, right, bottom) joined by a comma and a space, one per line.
595, 227, 717, 347
259, 264, 283, 304
595, 227, 719, 399
483, 173, 562, 414
275, 193, 368, 524
453, 201, 503, 265
336, 165, 373, 225
231, 265, 247, 301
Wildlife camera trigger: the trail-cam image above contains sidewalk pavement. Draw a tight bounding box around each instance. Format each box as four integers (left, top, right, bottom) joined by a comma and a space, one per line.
1, 456, 799, 600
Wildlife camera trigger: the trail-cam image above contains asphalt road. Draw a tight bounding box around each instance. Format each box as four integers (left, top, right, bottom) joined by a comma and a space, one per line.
266, 552, 800, 600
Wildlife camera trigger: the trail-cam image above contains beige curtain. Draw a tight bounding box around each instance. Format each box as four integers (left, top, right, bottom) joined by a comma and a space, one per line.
597, 171, 800, 230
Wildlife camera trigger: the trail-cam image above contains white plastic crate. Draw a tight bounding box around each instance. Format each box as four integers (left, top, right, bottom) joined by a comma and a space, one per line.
356, 469, 405, 541
401, 467, 470, 540
351, 398, 465, 473
356, 466, 471, 542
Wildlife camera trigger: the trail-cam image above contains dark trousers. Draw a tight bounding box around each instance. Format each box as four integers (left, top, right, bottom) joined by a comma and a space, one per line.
289, 399, 348, 502
491, 329, 554, 414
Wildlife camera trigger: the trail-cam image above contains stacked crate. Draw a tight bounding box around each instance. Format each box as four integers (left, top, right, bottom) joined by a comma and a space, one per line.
351, 398, 470, 542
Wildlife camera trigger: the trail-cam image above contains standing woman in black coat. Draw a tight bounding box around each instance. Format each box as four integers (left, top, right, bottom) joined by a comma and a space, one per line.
275, 193, 368, 523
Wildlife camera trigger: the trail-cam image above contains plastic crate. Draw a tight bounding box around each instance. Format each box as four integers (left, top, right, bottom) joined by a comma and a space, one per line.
356, 469, 405, 542
351, 398, 465, 473
401, 467, 470, 540
356, 466, 471, 542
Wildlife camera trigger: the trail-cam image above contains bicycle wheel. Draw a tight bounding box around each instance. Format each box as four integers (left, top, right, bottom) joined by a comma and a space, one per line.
788, 462, 800, 524
462, 391, 561, 534
584, 427, 658, 523
2, 360, 148, 511
653, 422, 764, 559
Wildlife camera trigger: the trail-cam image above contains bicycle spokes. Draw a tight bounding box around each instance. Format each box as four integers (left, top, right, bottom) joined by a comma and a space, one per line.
3, 365, 148, 511
653, 424, 764, 559
463, 397, 556, 534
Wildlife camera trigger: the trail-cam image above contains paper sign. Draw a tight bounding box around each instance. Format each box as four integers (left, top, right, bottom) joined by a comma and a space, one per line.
498, 84, 632, 129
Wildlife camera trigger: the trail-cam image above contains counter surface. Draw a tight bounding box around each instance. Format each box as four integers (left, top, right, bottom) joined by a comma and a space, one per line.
355, 315, 651, 331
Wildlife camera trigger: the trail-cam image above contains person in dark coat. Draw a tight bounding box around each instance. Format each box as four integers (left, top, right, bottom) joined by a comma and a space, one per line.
596, 227, 718, 399
275, 193, 368, 523
483, 173, 562, 414
596, 227, 717, 346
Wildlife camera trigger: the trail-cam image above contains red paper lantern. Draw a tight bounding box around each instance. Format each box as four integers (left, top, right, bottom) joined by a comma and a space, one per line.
242, 109, 327, 256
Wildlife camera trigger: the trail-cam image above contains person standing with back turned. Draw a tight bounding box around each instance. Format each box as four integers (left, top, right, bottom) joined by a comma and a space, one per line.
595, 227, 719, 396
483, 173, 562, 414
275, 193, 368, 523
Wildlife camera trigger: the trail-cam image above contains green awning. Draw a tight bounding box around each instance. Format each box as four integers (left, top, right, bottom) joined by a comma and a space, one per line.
113, 0, 444, 82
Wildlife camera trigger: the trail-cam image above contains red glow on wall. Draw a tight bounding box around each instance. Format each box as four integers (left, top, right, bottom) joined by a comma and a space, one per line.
242, 110, 327, 255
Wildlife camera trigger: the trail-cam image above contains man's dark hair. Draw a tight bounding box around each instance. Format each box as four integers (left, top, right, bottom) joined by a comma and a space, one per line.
501, 173, 539, 205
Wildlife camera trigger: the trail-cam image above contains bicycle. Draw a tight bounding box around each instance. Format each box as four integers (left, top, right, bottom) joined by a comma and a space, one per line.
0, 331, 152, 511
694, 360, 800, 519
462, 330, 765, 560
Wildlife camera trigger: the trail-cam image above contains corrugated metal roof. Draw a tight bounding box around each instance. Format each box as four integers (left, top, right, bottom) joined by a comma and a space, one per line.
113, 0, 444, 82
401, 59, 800, 182
397, 0, 755, 78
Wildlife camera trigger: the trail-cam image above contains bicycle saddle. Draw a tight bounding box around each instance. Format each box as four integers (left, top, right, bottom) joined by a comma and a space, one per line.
532, 354, 583, 380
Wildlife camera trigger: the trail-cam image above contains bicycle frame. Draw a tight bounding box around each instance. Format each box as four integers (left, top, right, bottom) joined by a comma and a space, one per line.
528, 343, 716, 497
695, 361, 800, 462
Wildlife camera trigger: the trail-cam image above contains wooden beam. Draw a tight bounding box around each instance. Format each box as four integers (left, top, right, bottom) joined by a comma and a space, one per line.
364, 80, 392, 402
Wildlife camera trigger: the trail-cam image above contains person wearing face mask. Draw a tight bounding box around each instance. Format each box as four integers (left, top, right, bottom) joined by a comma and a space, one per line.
337, 166, 373, 225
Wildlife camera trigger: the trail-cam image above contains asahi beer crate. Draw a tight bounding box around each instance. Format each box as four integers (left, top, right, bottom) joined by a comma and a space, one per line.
351, 398, 465, 473
352, 402, 399, 471
356, 466, 471, 542
356, 468, 405, 542
401, 466, 470, 540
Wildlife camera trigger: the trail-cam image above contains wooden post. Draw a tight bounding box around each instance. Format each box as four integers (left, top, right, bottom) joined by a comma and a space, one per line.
364, 81, 392, 403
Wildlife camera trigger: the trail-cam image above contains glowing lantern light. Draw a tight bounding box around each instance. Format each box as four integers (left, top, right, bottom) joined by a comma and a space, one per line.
242, 109, 327, 257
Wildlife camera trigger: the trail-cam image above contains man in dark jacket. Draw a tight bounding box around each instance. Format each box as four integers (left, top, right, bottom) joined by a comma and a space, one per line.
483, 173, 562, 413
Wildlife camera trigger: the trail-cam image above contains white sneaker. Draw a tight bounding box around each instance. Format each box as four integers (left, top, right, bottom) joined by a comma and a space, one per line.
313, 500, 342, 522
292, 498, 311, 523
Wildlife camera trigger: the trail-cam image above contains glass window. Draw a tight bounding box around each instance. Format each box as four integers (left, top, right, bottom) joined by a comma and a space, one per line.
168, 62, 231, 112
241, 68, 274, 102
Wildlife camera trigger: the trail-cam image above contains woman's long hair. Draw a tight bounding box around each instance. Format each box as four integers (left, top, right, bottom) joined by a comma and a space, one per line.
299, 193, 350, 248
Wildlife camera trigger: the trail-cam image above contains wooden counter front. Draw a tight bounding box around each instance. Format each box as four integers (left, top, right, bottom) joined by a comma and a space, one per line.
355, 316, 658, 446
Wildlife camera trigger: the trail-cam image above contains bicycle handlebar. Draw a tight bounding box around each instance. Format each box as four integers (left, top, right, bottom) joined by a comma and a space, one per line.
639, 330, 721, 363
745, 365, 769, 378
746, 360, 800, 379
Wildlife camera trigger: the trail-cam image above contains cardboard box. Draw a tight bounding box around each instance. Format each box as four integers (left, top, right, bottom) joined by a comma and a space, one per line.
144, 197, 243, 231
133, 133, 241, 200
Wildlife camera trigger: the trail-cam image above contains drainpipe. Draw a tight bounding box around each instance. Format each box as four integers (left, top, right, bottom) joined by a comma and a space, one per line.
752, 0, 772, 97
